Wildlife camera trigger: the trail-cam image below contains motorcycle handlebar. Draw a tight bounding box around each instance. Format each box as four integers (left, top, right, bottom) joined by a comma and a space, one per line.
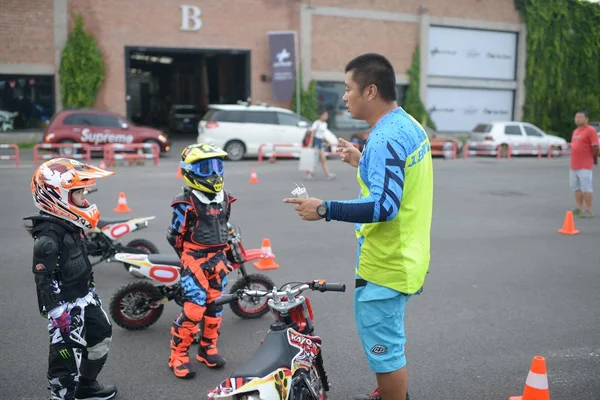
214, 280, 346, 307
318, 283, 346, 292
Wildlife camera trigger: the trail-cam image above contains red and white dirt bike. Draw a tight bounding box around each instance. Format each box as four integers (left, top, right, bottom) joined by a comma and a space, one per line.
207, 280, 346, 400
83, 189, 159, 269
109, 224, 278, 329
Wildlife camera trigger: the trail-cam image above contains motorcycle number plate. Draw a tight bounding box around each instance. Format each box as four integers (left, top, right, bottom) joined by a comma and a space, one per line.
108, 223, 131, 239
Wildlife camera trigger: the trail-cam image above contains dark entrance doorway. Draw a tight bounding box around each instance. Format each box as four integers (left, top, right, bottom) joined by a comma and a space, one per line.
124, 46, 250, 135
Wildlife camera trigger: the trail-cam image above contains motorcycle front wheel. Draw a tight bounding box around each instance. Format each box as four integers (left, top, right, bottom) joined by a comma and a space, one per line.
122, 238, 160, 272
228, 273, 274, 319
109, 280, 164, 330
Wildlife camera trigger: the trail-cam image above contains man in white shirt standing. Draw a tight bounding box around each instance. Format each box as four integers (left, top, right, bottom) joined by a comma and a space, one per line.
305, 110, 336, 180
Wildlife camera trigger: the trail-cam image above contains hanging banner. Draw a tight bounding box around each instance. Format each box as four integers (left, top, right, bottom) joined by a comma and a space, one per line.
268, 31, 297, 101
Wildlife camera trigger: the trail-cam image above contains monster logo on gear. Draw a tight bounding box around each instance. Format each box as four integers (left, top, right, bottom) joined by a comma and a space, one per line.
180, 143, 228, 194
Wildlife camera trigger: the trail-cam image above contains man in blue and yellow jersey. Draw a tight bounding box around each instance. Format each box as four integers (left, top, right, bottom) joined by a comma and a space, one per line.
283, 53, 433, 400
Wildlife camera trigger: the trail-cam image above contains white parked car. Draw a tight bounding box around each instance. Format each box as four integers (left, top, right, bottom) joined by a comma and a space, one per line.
197, 103, 339, 161
467, 121, 568, 157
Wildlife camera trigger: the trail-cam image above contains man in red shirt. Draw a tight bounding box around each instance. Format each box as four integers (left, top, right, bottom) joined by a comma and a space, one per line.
570, 110, 599, 218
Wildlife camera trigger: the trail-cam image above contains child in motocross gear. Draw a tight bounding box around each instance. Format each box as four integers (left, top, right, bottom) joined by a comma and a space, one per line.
23, 158, 118, 400
166, 143, 237, 379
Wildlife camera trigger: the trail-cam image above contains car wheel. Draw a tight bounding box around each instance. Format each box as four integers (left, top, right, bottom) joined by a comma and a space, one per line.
58, 139, 77, 156
224, 140, 246, 161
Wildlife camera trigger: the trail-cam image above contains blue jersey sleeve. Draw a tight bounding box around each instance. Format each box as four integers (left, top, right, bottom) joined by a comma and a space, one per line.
327, 138, 406, 223
170, 202, 191, 233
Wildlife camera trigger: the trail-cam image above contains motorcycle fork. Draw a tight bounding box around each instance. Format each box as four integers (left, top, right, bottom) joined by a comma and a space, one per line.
316, 352, 330, 392
237, 264, 249, 284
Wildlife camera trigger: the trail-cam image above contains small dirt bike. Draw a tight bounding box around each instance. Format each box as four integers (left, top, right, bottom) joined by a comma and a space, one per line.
109, 225, 278, 329
83, 188, 159, 269
207, 279, 346, 400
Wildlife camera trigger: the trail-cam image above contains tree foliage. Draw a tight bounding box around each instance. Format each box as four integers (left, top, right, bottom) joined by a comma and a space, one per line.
291, 64, 319, 122
403, 46, 437, 130
516, 0, 600, 138
59, 13, 105, 108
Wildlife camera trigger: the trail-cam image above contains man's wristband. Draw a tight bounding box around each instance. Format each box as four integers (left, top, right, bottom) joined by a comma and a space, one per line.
325, 201, 332, 222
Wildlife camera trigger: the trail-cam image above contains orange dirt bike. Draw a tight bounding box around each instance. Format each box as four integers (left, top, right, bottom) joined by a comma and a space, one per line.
207, 279, 346, 400
109, 224, 278, 330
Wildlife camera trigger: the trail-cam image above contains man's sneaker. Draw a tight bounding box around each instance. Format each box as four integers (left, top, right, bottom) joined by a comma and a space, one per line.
572, 208, 582, 216
74, 380, 117, 400
354, 387, 411, 400
581, 210, 594, 219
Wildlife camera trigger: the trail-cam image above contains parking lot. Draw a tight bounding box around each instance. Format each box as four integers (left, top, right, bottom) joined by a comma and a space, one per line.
1, 142, 599, 400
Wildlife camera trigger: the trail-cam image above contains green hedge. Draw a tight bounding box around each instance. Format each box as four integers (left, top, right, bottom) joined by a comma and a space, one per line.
291, 64, 319, 122
516, 0, 600, 139
403, 46, 437, 130
59, 13, 105, 109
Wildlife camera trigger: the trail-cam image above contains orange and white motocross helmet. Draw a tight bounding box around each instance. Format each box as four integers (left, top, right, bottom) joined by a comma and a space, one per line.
31, 158, 115, 229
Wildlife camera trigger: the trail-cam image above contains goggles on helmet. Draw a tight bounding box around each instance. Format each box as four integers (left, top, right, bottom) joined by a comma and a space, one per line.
181, 158, 224, 177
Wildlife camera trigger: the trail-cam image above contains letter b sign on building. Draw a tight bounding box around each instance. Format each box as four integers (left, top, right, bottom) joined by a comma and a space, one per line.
180, 5, 202, 31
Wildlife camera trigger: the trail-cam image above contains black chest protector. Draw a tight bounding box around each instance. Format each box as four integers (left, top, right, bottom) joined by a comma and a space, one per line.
184, 190, 230, 247
28, 214, 93, 302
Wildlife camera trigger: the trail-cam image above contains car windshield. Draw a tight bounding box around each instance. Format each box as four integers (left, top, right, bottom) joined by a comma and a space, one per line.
472, 124, 492, 133
111, 113, 135, 127
173, 106, 201, 115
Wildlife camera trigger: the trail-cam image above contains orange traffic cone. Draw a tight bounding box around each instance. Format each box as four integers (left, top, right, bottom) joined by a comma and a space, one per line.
113, 191, 132, 213
249, 169, 259, 184
509, 356, 550, 400
253, 238, 280, 270
557, 210, 579, 235
176, 165, 182, 178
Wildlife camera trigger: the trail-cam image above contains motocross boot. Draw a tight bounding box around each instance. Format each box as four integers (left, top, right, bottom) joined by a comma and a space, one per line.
354, 387, 410, 400
48, 376, 75, 400
74, 355, 117, 400
168, 319, 198, 379
196, 316, 226, 368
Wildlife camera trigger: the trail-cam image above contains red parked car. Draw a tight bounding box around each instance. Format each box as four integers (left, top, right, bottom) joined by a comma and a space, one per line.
42, 109, 171, 155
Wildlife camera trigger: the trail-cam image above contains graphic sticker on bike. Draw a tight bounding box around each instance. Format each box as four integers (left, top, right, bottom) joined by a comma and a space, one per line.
273, 368, 291, 400
287, 329, 321, 371
208, 377, 252, 396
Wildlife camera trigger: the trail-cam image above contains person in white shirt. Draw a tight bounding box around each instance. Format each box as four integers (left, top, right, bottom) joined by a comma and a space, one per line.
305, 110, 336, 180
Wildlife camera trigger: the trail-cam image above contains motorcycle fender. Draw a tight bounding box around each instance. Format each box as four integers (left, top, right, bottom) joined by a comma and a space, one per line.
115, 253, 181, 286
128, 216, 156, 229
114, 252, 150, 267
208, 368, 293, 399
100, 216, 155, 240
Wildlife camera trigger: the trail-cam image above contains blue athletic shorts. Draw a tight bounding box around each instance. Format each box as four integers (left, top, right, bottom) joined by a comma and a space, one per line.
354, 280, 411, 373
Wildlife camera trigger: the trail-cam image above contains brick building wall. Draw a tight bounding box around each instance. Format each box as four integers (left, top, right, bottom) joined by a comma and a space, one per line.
0, 0, 55, 65
0, 0, 524, 127
67, 0, 298, 115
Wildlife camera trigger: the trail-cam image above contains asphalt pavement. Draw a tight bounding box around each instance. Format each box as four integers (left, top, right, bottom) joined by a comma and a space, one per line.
1, 143, 599, 400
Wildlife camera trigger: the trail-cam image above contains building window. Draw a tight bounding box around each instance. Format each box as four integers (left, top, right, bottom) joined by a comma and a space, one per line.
0, 75, 55, 131
315, 81, 407, 131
